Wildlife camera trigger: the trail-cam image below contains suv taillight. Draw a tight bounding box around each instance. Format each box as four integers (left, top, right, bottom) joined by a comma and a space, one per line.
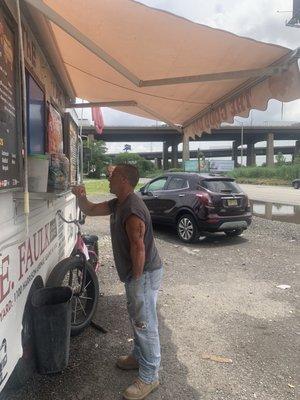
196, 192, 213, 207
246, 196, 251, 211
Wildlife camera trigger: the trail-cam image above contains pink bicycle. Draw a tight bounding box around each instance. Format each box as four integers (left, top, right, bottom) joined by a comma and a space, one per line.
46, 211, 100, 336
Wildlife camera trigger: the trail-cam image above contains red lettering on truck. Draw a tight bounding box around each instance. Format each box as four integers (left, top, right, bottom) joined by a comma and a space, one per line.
0, 256, 10, 304
18, 223, 51, 281
18, 242, 26, 281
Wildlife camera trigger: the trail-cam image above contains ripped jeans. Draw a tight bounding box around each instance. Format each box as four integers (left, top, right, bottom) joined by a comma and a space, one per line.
124, 268, 163, 383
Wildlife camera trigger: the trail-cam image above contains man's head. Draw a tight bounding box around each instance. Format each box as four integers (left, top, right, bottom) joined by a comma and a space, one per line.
108, 164, 139, 195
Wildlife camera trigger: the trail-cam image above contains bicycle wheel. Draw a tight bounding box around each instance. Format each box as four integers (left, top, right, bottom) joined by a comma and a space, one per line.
88, 250, 99, 271
46, 256, 99, 336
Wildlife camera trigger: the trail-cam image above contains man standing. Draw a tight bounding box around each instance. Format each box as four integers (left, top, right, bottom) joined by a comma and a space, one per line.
72, 164, 163, 400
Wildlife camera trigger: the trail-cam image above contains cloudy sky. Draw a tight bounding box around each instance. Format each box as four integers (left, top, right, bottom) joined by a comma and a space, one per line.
84, 0, 300, 154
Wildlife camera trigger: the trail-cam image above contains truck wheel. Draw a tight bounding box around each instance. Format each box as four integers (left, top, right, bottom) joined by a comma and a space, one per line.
46, 256, 99, 336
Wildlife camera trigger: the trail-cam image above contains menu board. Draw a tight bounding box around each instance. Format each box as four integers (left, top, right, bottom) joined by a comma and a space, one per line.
0, 9, 20, 190
47, 104, 63, 153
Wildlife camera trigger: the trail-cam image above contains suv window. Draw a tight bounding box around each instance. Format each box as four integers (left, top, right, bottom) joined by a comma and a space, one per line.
200, 180, 241, 193
147, 177, 167, 192
166, 177, 188, 190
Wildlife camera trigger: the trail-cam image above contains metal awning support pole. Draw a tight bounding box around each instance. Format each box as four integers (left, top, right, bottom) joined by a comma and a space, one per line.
16, 0, 30, 233
137, 104, 183, 133
24, 0, 141, 86
68, 100, 138, 108
78, 107, 84, 184
139, 56, 299, 87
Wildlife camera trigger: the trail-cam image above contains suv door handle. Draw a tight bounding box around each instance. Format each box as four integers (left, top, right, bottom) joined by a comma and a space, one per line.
154, 195, 159, 198
178, 194, 185, 197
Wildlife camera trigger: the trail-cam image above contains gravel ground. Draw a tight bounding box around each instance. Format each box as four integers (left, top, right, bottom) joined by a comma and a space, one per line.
3, 194, 299, 400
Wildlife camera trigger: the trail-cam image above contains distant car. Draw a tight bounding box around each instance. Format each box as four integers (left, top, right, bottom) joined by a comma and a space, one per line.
292, 179, 300, 189
138, 172, 252, 243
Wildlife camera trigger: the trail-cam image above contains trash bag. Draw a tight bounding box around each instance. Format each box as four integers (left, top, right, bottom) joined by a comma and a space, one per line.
31, 287, 72, 374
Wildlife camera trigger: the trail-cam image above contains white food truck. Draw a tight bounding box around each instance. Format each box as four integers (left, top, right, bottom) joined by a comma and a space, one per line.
0, 1, 84, 391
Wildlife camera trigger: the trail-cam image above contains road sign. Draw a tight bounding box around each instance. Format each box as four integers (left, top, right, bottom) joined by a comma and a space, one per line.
209, 160, 234, 172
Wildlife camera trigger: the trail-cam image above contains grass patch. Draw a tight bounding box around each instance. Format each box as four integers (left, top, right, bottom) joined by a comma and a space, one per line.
234, 177, 290, 186
144, 170, 163, 179
84, 179, 109, 195
144, 168, 184, 179
84, 179, 143, 195
228, 164, 299, 181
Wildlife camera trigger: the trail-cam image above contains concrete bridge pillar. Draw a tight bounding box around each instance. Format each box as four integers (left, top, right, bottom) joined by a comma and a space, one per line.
246, 140, 256, 166
265, 202, 273, 220
232, 141, 239, 168
182, 133, 190, 163
155, 157, 162, 169
163, 141, 171, 170
293, 140, 300, 162
171, 141, 179, 168
266, 132, 274, 167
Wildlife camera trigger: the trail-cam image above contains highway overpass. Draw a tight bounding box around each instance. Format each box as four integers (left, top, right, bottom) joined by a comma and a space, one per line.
83, 124, 300, 142
107, 145, 296, 160
82, 124, 300, 168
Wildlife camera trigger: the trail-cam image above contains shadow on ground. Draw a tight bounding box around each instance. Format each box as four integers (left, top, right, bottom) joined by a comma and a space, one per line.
2, 294, 200, 400
153, 224, 248, 248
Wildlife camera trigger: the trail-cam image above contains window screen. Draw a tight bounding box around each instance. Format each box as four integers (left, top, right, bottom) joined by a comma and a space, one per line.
27, 73, 45, 154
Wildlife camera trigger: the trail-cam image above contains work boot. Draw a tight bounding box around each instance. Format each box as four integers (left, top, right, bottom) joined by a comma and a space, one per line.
116, 355, 139, 370
123, 378, 159, 400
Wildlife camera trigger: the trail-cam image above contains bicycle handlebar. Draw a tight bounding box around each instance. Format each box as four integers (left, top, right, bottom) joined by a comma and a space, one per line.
56, 210, 85, 226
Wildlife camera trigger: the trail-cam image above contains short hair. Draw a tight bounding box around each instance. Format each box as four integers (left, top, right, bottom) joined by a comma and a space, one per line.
116, 164, 139, 187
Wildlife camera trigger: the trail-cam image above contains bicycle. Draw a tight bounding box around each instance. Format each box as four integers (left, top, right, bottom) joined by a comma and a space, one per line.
46, 210, 100, 336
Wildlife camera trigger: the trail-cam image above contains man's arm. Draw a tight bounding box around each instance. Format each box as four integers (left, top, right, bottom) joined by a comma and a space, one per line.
72, 185, 111, 216
125, 214, 146, 279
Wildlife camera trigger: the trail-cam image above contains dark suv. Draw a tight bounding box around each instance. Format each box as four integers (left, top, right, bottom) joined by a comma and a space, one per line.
138, 172, 252, 243
292, 179, 300, 189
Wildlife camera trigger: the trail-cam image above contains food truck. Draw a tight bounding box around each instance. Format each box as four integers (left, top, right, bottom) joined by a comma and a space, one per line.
1, 0, 299, 395
0, 1, 84, 391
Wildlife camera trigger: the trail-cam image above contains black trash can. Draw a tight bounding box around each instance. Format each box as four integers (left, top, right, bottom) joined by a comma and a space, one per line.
31, 286, 73, 374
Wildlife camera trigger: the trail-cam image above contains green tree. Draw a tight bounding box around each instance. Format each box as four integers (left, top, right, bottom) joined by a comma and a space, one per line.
275, 152, 286, 166
84, 140, 110, 178
294, 155, 300, 165
114, 153, 155, 177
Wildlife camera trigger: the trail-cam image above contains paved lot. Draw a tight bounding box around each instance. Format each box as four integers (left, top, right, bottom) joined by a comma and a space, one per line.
239, 184, 300, 206
3, 194, 299, 400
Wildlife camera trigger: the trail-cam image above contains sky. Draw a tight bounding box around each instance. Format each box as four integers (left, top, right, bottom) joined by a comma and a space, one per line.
83, 0, 300, 157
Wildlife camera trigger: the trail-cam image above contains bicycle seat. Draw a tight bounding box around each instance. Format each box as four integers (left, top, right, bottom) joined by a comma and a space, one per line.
82, 234, 99, 245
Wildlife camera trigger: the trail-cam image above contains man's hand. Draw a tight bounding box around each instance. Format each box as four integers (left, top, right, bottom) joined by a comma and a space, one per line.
71, 184, 111, 216
72, 185, 86, 198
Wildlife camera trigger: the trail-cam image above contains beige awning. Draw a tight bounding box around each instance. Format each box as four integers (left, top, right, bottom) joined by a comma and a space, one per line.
25, 0, 300, 137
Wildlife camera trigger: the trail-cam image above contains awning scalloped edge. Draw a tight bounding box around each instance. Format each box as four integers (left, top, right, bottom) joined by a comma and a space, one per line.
184, 62, 300, 139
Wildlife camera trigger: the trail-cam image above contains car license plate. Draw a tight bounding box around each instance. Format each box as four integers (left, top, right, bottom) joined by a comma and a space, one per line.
227, 198, 238, 206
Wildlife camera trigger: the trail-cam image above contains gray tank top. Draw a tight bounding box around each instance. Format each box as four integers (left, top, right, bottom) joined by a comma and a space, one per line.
108, 193, 162, 282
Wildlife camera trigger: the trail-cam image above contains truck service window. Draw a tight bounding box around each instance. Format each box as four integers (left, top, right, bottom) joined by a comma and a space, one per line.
27, 73, 45, 154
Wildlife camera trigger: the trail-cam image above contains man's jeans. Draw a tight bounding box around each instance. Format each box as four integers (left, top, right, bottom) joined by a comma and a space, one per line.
125, 268, 163, 383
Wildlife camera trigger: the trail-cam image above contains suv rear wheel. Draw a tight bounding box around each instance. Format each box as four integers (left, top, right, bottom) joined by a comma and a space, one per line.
177, 214, 199, 243
293, 181, 299, 189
